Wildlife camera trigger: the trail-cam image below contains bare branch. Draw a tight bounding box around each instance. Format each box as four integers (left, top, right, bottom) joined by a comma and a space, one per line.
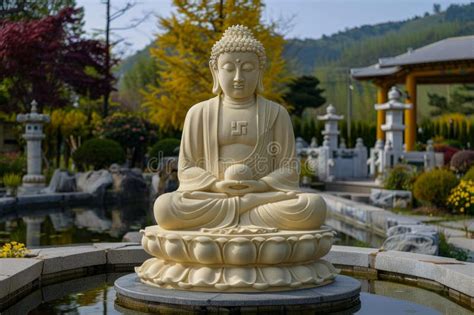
110, 1, 137, 21
110, 11, 153, 31
111, 38, 126, 46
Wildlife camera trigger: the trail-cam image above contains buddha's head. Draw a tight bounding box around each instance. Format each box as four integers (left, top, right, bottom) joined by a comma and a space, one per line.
210, 25, 266, 100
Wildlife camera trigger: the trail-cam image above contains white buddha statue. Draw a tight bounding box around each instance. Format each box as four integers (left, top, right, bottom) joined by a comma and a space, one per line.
153, 25, 326, 232
137, 25, 336, 292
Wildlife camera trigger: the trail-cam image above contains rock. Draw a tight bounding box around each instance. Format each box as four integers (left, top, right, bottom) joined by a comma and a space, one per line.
370, 188, 412, 208
110, 167, 147, 197
131, 168, 143, 175
383, 234, 438, 255
387, 224, 438, 238
151, 174, 160, 197
153, 157, 179, 196
43, 169, 76, 193
76, 170, 113, 195
122, 231, 142, 243
383, 224, 439, 255
164, 171, 179, 193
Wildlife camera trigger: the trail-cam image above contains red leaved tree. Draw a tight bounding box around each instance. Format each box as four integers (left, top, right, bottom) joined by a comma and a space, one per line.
0, 7, 116, 113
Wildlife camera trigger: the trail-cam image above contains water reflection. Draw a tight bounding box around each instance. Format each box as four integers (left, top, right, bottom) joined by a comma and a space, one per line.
2, 199, 377, 248
326, 216, 386, 248
4, 273, 470, 315
0, 199, 153, 247
6, 273, 127, 315
23, 216, 45, 247
49, 211, 74, 231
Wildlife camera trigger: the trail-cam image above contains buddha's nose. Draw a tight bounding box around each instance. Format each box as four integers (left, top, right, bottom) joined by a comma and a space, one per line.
234, 68, 244, 83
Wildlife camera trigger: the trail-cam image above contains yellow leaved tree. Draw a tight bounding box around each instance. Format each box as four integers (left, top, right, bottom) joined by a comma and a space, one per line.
142, 0, 289, 131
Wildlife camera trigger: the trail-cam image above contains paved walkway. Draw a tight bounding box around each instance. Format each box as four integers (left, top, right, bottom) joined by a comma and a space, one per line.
438, 219, 474, 232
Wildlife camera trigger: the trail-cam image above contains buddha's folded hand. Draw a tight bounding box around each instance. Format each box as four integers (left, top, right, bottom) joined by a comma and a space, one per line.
237, 180, 269, 193
210, 179, 273, 196
182, 191, 228, 199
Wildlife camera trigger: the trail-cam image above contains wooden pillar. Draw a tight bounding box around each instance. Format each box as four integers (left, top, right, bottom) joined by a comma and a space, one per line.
376, 85, 388, 141
404, 74, 416, 151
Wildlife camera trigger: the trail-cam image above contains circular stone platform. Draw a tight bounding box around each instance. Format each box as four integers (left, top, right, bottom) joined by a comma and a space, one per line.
114, 274, 361, 313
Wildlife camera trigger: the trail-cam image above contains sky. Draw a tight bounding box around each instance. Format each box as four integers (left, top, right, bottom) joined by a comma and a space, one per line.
76, 0, 473, 56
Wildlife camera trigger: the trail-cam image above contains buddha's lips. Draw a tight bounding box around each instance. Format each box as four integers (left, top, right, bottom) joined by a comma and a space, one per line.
233, 84, 244, 89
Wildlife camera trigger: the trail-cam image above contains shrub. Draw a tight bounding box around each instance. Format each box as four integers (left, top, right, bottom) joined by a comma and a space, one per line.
72, 138, 125, 170
148, 138, 180, 170
300, 159, 315, 178
450, 150, 474, 174
97, 113, 151, 150
3, 173, 21, 188
413, 169, 459, 208
446, 180, 474, 215
463, 166, 474, 181
149, 138, 180, 158
383, 164, 417, 191
96, 113, 157, 168
434, 144, 459, 165
0, 152, 25, 179
442, 139, 463, 149
438, 232, 468, 261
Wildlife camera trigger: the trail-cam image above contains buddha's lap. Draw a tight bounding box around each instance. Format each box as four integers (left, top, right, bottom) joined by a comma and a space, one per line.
153, 191, 326, 230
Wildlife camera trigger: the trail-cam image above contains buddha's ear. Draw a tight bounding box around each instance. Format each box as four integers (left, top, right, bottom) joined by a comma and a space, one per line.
257, 69, 264, 93
210, 63, 221, 95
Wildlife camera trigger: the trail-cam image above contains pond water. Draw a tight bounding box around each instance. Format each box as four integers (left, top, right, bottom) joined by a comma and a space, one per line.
0, 199, 376, 248
5, 272, 471, 315
1, 201, 472, 314
0, 200, 153, 247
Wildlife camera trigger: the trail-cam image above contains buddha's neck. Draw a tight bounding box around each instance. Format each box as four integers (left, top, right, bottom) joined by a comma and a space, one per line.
222, 95, 256, 109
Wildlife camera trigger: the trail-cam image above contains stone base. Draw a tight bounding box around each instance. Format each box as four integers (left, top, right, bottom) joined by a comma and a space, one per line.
18, 183, 46, 196
115, 274, 361, 313
136, 225, 338, 292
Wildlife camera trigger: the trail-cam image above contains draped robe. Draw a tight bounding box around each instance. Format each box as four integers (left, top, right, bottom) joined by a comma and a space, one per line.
154, 95, 326, 231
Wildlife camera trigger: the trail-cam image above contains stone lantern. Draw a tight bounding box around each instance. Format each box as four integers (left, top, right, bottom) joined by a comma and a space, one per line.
317, 104, 344, 151
16, 100, 50, 194
375, 87, 412, 152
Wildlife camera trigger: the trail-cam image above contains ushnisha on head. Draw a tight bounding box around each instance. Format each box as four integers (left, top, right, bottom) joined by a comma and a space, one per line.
210, 25, 266, 97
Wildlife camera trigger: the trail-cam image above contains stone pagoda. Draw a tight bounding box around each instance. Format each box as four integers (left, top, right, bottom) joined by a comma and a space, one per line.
17, 100, 50, 194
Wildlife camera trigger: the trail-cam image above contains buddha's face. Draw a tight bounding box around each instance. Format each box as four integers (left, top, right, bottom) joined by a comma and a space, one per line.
216, 52, 260, 100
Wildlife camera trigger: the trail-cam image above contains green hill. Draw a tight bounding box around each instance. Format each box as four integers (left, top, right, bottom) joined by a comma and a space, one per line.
285, 3, 474, 71
284, 3, 474, 121
116, 45, 157, 110
117, 2, 474, 120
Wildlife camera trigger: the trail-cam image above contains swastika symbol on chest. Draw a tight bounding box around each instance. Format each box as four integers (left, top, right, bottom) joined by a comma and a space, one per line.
231, 121, 248, 136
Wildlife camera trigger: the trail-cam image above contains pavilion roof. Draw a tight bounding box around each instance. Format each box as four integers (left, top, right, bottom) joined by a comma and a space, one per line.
351, 35, 474, 80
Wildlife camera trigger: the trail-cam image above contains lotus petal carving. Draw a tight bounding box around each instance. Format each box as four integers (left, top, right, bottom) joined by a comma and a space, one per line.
136, 258, 337, 291
139, 225, 336, 266
136, 225, 338, 292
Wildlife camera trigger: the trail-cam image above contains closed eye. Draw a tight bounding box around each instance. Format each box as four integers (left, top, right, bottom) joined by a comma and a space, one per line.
242, 63, 255, 71
222, 63, 235, 72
